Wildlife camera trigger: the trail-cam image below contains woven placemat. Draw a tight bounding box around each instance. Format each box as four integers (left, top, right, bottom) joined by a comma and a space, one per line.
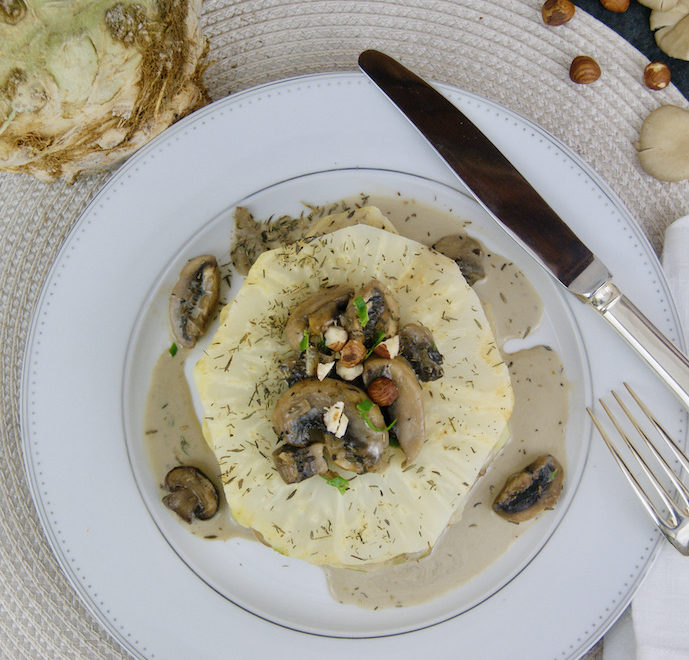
2, 1, 687, 657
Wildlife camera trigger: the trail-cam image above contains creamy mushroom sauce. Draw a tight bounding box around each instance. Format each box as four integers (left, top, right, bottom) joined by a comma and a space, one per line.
143, 194, 569, 607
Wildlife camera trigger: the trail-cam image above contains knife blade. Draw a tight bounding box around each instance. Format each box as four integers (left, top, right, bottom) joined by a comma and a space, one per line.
359, 49, 689, 410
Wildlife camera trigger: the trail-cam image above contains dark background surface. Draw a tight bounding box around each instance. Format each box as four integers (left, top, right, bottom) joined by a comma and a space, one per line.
574, 0, 689, 99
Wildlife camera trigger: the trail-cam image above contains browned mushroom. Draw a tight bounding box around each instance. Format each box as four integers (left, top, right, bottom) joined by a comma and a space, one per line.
493, 455, 564, 523
361, 356, 425, 463
342, 279, 400, 346
168, 255, 220, 348
284, 285, 353, 351
272, 378, 388, 474
272, 442, 328, 483
399, 323, 444, 382
162, 466, 219, 523
432, 234, 485, 286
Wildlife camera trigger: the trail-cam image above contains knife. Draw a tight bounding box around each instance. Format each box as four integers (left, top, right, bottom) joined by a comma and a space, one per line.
359, 49, 689, 410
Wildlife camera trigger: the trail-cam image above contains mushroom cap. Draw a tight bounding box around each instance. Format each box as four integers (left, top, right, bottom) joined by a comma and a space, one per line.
361, 356, 425, 463
399, 322, 444, 382
650, 0, 689, 59
194, 224, 514, 567
168, 255, 220, 348
284, 284, 353, 351
342, 279, 400, 345
272, 377, 388, 473
492, 455, 564, 523
637, 105, 689, 182
162, 466, 219, 523
432, 234, 486, 286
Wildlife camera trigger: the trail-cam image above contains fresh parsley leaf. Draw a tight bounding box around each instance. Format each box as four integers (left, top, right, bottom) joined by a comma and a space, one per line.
365, 330, 386, 358
363, 416, 397, 433
353, 296, 369, 328
299, 331, 309, 352
320, 473, 350, 494
356, 399, 396, 432
169, 342, 178, 356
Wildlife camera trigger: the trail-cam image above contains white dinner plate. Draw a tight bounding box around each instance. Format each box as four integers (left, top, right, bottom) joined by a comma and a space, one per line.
21, 72, 686, 659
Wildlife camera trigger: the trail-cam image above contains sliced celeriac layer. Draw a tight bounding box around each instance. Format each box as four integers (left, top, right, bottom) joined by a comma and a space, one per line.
194, 224, 514, 568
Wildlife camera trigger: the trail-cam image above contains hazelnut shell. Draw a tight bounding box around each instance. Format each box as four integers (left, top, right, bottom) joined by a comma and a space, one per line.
644, 62, 671, 90
367, 377, 399, 407
569, 56, 601, 84
541, 0, 575, 25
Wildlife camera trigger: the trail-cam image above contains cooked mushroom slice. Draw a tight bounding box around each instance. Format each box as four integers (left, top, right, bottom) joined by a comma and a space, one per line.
162, 466, 219, 523
273, 442, 328, 484
169, 255, 220, 348
432, 234, 485, 286
399, 323, 444, 382
284, 285, 353, 351
342, 279, 400, 346
362, 356, 425, 463
272, 378, 388, 473
493, 455, 564, 523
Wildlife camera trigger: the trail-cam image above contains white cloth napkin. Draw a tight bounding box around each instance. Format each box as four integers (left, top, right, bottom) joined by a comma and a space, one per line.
603, 215, 689, 660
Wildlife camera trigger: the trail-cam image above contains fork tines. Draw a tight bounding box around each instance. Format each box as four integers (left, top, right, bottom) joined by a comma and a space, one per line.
587, 383, 689, 556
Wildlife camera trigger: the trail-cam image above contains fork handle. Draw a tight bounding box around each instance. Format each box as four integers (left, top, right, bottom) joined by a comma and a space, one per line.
590, 282, 689, 411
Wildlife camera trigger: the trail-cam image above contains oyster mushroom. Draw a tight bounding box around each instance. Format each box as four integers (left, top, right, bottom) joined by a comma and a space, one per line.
284, 285, 353, 351
272, 442, 328, 484
272, 378, 388, 474
432, 234, 486, 286
637, 105, 689, 182
342, 279, 400, 346
362, 356, 425, 463
493, 455, 564, 523
399, 323, 444, 382
648, 0, 689, 59
638, 0, 679, 9
168, 255, 220, 348
162, 466, 219, 523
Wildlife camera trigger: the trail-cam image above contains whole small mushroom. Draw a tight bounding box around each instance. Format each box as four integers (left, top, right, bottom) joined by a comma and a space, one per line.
493, 455, 564, 523
162, 466, 219, 523
637, 105, 689, 181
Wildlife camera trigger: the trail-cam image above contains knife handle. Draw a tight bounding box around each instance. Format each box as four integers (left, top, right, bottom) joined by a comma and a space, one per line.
592, 282, 689, 410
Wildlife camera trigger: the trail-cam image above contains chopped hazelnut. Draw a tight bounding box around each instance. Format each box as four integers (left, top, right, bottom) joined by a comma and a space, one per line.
324, 325, 348, 351
336, 361, 364, 381
373, 335, 400, 359
340, 339, 366, 367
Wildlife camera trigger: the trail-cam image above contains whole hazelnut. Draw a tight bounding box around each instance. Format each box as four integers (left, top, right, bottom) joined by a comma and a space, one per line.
542, 0, 575, 25
569, 56, 601, 84
367, 377, 399, 407
339, 339, 366, 368
600, 0, 629, 12
644, 62, 671, 90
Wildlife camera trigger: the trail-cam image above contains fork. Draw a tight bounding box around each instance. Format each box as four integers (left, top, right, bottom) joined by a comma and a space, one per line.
587, 383, 689, 555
